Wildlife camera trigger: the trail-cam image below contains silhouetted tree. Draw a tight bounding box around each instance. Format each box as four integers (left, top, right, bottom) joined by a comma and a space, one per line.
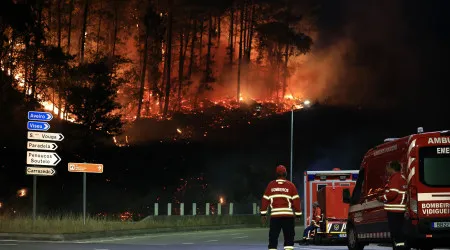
66, 56, 123, 134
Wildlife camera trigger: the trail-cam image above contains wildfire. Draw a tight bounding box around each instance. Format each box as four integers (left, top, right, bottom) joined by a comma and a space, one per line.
113, 136, 129, 147
17, 189, 27, 197
127, 94, 312, 121
120, 211, 133, 221
1, 65, 77, 123
284, 94, 294, 100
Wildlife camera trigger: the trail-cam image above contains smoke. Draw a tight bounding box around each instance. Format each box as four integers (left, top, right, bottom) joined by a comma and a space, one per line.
289, 0, 439, 109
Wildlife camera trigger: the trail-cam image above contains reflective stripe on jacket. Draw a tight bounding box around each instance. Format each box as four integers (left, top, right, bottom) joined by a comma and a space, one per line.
381, 172, 407, 213
260, 178, 302, 218
313, 206, 322, 223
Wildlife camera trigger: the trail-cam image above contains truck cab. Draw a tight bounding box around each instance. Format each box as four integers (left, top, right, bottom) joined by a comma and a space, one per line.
343, 128, 450, 250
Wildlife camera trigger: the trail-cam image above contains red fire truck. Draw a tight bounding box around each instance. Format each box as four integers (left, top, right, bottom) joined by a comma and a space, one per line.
343, 128, 450, 250
302, 169, 359, 243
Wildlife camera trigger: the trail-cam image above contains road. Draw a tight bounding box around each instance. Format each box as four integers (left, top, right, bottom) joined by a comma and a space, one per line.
0, 227, 392, 250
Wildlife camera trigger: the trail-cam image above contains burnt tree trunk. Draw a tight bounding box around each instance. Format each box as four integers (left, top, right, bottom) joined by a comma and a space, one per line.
67, 0, 74, 54
57, 0, 62, 48
228, 6, 234, 66
112, 4, 118, 57
31, 1, 43, 99
177, 28, 184, 110
246, 2, 255, 61
136, 32, 149, 120
216, 16, 221, 47
163, 5, 173, 116
205, 12, 213, 80
187, 19, 196, 79
236, 3, 244, 102
96, 0, 103, 55
198, 20, 203, 67
80, 0, 90, 64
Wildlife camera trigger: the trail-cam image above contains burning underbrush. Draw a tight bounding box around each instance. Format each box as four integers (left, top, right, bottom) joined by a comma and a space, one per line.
113, 95, 312, 146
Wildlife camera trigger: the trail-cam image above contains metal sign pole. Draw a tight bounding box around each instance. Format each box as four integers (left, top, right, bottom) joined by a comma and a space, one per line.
83, 172, 86, 225
290, 109, 294, 182
33, 175, 37, 222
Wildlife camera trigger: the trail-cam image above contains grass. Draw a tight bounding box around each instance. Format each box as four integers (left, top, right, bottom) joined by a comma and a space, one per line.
0, 215, 261, 234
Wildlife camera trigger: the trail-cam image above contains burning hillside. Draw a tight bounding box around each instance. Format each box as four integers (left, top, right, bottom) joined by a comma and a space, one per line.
112, 94, 312, 146
1, 0, 330, 137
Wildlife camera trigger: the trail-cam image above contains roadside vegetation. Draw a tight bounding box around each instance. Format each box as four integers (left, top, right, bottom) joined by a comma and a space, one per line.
0, 215, 261, 234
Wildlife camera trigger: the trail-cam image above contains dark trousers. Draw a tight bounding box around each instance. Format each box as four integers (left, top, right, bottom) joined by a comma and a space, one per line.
268, 217, 295, 249
387, 212, 406, 249
303, 224, 316, 238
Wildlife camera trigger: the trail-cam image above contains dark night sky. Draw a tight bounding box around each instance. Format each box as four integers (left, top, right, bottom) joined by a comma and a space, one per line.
313, 0, 450, 112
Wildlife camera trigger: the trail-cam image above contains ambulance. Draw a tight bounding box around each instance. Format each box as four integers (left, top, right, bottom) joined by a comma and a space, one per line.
343, 128, 450, 250
302, 169, 359, 243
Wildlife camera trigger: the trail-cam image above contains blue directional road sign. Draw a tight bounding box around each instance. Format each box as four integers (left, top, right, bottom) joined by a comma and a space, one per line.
27, 121, 50, 131
28, 111, 53, 121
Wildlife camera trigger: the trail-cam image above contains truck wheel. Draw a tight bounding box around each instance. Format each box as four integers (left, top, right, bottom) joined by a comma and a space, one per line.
347, 226, 364, 250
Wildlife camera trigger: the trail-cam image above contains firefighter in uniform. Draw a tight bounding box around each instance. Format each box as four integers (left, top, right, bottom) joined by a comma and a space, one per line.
301, 201, 321, 243
377, 161, 407, 250
260, 165, 302, 250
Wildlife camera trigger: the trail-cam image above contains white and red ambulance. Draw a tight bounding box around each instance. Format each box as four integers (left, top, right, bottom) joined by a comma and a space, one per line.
343, 128, 450, 250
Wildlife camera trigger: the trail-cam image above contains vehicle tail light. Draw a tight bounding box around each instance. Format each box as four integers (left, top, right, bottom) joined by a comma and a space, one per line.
409, 185, 418, 219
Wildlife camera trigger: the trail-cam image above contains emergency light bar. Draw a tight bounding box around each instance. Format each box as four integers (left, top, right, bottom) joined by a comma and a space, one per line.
306, 170, 359, 181
440, 130, 450, 136
384, 138, 398, 142
306, 171, 358, 175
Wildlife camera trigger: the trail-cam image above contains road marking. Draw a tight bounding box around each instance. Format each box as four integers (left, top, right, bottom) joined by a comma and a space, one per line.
94, 249, 109, 250
75, 229, 250, 243
0, 244, 17, 246
205, 239, 218, 242
182, 243, 194, 244
232, 236, 248, 239
0, 240, 65, 244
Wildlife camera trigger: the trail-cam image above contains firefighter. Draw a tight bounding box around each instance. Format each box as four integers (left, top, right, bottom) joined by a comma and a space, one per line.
301, 201, 322, 244
377, 161, 407, 250
261, 165, 302, 250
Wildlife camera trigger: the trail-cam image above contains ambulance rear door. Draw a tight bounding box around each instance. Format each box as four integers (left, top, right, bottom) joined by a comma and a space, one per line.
304, 170, 359, 227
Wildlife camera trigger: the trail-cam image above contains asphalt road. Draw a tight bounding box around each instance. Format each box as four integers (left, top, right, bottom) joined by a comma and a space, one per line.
0, 227, 392, 250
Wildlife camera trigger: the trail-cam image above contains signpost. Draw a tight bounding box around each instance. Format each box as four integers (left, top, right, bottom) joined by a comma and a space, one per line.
28, 111, 53, 121
68, 163, 103, 173
27, 141, 58, 151
26, 111, 63, 222
26, 167, 56, 176
27, 132, 64, 141
68, 163, 104, 225
27, 121, 50, 131
26, 151, 61, 166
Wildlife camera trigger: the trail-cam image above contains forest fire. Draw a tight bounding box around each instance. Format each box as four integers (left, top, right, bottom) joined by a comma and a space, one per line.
2, 0, 318, 139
